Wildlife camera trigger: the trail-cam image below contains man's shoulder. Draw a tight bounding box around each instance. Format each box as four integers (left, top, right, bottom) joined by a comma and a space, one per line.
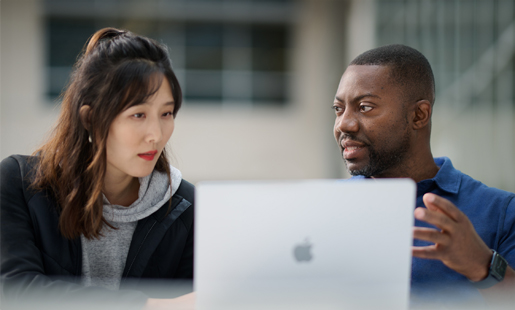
455, 167, 514, 201
445, 165, 515, 223
436, 156, 514, 200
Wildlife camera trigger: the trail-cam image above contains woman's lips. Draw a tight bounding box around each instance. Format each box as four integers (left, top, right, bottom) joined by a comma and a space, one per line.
138, 150, 158, 161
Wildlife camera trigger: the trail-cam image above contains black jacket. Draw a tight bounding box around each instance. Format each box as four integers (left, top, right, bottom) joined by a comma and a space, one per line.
0, 155, 194, 309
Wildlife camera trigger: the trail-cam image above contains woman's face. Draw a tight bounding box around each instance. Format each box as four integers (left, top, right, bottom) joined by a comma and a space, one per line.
105, 77, 175, 180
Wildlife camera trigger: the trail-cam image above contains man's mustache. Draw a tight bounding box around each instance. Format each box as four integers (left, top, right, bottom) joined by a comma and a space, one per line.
339, 133, 369, 146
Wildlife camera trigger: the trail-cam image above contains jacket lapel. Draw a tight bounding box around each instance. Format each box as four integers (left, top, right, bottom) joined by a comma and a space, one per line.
121, 194, 191, 279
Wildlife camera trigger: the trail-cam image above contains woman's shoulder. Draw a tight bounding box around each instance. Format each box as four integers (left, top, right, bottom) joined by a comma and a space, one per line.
1, 154, 37, 173
1, 155, 39, 202
1, 154, 38, 184
175, 179, 195, 204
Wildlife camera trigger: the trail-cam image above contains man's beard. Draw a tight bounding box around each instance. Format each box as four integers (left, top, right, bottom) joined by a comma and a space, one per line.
345, 130, 411, 178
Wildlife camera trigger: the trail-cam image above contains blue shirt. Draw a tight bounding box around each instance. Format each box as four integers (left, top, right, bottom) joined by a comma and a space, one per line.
353, 157, 515, 303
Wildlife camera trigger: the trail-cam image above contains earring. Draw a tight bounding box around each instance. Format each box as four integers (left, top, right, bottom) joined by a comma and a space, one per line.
88, 135, 92, 143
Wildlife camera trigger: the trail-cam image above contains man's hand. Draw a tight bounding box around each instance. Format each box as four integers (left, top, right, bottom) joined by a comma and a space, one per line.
412, 193, 493, 281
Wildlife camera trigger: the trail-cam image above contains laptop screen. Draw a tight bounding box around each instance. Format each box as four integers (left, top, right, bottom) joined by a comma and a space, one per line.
195, 178, 416, 310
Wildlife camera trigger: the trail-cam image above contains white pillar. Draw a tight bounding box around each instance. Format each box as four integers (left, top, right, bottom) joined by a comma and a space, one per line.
1, 0, 57, 160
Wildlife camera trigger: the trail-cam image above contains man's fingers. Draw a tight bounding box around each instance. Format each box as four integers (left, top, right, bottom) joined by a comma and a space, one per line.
423, 193, 463, 222
412, 245, 442, 260
414, 207, 456, 232
413, 227, 450, 245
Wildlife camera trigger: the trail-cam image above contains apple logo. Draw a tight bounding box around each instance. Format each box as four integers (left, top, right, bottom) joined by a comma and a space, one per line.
293, 238, 313, 262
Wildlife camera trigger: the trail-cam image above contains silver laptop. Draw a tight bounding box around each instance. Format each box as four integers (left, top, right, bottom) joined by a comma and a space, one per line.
195, 179, 416, 310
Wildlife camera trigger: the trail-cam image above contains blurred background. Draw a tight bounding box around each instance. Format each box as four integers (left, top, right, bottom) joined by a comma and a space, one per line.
1, 0, 514, 191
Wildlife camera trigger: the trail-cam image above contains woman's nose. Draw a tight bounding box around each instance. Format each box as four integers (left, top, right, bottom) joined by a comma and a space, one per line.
145, 118, 163, 144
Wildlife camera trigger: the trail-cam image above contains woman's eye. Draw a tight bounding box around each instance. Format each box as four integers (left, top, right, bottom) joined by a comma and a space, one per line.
132, 113, 145, 119
162, 111, 173, 117
360, 105, 373, 112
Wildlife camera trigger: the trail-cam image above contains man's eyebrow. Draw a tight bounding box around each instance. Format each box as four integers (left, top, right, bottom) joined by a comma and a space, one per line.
355, 93, 381, 101
334, 93, 381, 103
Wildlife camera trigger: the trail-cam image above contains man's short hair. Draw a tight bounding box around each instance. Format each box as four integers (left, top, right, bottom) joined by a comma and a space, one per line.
350, 44, 435, 105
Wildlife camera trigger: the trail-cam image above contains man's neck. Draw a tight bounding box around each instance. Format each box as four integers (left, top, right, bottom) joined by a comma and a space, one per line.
372, 151, 439, 183
404, 157, 440, 183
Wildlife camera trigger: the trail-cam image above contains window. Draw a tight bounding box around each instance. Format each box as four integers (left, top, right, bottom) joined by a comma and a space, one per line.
375, 0, 515, 108
44, 0, 295, 106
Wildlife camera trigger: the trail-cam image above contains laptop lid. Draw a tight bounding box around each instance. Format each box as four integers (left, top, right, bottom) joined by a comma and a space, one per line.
195, 178, 416, 310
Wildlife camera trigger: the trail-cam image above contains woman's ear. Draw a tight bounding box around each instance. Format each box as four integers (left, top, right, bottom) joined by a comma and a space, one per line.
412, 100, 432, 130
79, 105, 92, 131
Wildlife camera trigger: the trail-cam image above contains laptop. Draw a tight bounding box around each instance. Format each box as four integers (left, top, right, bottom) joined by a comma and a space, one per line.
195, 179, 416, 310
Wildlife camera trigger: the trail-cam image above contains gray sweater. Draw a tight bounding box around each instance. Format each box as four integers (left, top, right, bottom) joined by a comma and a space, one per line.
80, 166, 182, 290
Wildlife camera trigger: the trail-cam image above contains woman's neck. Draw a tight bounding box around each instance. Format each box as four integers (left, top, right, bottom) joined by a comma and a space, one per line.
103, 173, 140, 207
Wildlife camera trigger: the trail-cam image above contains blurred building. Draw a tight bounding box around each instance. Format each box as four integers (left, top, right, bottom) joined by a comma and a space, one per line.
375, 0, 515, 192
1, 0, 514, 191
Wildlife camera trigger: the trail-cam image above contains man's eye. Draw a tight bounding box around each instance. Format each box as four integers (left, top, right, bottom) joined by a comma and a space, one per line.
360, 105, 373, 112
332, 106, 342, 113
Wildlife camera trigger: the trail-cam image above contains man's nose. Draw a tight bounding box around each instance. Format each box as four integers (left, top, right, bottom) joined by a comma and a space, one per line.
335, 109, 359, 134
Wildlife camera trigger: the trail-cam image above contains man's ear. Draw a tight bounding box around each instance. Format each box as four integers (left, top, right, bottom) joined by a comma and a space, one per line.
412, 100, 432, 130
79, 105, 92, 131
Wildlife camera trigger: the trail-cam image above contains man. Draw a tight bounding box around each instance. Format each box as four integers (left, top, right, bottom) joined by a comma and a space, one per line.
333, 44, 515, 304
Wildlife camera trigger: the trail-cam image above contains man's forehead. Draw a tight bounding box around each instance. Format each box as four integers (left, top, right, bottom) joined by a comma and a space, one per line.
338, 65, 392, 91
342, 64, 391, 79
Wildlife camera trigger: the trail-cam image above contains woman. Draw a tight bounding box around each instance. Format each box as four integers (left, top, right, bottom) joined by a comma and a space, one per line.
0, 28, 194, 309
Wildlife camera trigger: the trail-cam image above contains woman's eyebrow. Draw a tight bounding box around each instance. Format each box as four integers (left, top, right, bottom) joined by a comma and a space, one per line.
130, 100, 175, 107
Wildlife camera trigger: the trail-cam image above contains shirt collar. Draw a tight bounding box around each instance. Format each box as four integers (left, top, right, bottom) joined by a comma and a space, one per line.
428, 157, 461, 194
349, 157, 461, 194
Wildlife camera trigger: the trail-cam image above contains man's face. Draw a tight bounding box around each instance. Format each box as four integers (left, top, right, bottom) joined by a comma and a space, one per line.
333, 65, 412, 178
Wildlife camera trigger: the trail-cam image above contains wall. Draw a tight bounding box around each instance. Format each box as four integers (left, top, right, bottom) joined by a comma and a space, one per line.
0, 0, 348, 184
